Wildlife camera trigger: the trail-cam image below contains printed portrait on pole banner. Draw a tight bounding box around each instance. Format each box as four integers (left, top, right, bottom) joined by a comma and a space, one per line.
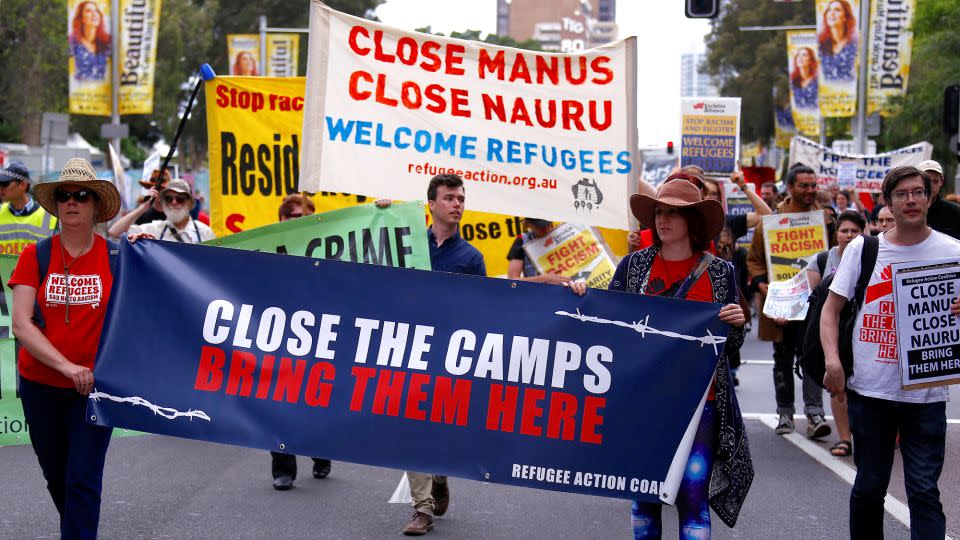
68, 0, 113, 115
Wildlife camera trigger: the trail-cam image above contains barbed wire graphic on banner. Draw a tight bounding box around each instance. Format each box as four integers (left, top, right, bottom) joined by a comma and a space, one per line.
554, 309, 727, 355
89, 389, 212, 422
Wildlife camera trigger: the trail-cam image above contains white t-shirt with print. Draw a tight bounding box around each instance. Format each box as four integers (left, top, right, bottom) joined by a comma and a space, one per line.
830, 230, 960, 403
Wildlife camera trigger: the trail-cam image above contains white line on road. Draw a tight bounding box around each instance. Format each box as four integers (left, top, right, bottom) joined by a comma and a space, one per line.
743, 413, 960, 425
746, 413, 955, 540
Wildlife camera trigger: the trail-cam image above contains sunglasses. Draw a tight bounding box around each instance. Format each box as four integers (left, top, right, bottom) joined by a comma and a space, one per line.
54, 189, 95, 203
163, 194, 191, 204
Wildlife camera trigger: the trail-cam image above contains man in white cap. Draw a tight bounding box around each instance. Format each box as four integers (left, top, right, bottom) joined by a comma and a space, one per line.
0, 161, 57, 255
917, 159, 960, 240
109, 179, 215, 243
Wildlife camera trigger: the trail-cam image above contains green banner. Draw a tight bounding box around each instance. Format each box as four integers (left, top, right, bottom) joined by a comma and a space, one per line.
206, 201, 432, 270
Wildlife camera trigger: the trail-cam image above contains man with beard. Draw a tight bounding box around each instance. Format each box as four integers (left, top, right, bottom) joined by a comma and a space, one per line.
747, 164, 832, 438
917, 160, 960, 240
109, 179, 215, 243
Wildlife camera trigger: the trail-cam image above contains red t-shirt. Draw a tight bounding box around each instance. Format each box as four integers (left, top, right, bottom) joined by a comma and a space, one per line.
8, 235, 113, 388
644, 253, 715, 302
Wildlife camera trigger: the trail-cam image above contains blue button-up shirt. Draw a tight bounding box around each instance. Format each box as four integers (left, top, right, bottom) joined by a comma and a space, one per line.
428, 227, 486, 276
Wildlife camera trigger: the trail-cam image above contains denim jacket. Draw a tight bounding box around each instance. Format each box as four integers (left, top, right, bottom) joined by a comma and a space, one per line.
609, 246, 753, 527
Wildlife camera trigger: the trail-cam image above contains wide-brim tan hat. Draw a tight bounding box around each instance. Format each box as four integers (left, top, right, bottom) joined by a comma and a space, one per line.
34, 158, 121, 223
630, 174, 726, 240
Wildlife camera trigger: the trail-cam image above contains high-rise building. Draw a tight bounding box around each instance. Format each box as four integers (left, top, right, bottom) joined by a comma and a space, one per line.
496, 0, 618, 52
680, 53, 718, 98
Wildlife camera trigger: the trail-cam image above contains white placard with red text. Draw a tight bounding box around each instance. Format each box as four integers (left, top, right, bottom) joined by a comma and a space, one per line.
299, 1, 637, 230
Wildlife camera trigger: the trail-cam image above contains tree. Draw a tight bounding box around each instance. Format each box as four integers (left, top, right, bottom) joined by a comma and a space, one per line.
703, 0, 812, 143
880, 0, 960, 188
417, 27, 543, 52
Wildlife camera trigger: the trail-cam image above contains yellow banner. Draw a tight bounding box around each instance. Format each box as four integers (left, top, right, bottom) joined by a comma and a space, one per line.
68, 0, 113, 115
206, 76, 627, 277
526, 224, 617, 289
762, 212, 828, 283
118, 0, 162, 114
786, 31, 821, 137
266, 34, 299, 77
227, 34, 261, 76
815, 0, 861, 117
867, 0, 915, 116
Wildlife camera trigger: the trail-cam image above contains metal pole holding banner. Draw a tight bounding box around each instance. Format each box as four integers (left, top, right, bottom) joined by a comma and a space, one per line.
854, 0, 871, 153
110, 0, 122, 167
155, 65, 217, 190
259, 16, 268, 77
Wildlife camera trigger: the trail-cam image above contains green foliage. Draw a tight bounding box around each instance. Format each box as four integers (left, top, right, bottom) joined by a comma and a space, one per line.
703, 0, 812, 143
418, 26, 543, 52
880, 0, 960, 187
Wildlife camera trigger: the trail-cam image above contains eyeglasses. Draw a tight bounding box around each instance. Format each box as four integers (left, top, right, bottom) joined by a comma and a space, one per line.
795, 182, 818, 190
163, 194, 191, 204
890, 189, 928, 202
54, 189, 94, 203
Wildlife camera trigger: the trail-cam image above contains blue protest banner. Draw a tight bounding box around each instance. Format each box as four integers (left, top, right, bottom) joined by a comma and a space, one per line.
89, 240, 729, 504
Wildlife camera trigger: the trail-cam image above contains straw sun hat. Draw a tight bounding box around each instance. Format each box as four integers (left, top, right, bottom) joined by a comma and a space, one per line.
630, 173, 726, 240
34, 158, 121, 223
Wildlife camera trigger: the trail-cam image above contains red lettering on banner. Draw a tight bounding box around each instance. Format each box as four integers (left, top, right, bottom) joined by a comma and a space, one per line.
590, 56, 613, 84
349, 70, 373, 100
509, 54, 531, 83
272, 357, 306, 403
255, 355, 275, 399
444, 43, 466, 75
431, 376, 471, 425
546, 392, 579, 441
478, 49, 505, 79
404, 373, 431, 421
581, 396, 605, 444
420, 41, 442, 72
303, 362, 335, 407
372, 369, 406, 416
226, 213, 245, 233
348, 26, 371, 56
486, 383, 519, 431
349, 366, 377, 411
519, 388, 546, 436
225, 350, 257, 396
195, 346, 226, 391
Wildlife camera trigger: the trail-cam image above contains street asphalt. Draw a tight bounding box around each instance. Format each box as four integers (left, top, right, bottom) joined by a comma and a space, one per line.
0, 323, 954, 539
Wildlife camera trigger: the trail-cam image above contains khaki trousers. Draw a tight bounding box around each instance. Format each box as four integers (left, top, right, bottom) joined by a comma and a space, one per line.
406, 471, 447, 515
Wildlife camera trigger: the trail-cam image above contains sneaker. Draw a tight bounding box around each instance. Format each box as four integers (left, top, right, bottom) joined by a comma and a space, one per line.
403, 512, 434, 536
431, 479, 449, 517
313, 459, 332, 479
806, 414, 832, 439
775, 413, 794, 435
272, 475, 294, 491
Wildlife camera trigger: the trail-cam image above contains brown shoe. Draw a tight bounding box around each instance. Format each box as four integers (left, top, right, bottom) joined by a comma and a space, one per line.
431, 480, 449, 517
403, 512, 433, 536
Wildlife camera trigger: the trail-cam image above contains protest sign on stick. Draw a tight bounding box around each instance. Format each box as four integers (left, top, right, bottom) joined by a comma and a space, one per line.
790, 136, 932, 193
298, 3, 637, 229
761, 212, 828, 283
90, 240, 730, 504
679, 98, 741, 176
892, 259, 960, 390
522, 224, 617, 289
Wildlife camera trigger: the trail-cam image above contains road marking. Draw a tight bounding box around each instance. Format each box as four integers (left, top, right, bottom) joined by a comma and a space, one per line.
743, 413, 960, 425
746, 413, 954, 539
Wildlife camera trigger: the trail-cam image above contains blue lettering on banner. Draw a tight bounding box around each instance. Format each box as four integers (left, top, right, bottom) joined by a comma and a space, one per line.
90, 240, 727, 502
323, 115, 632, 175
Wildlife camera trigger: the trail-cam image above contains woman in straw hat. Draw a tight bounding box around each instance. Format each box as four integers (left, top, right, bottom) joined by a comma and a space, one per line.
569, 173, 752, 538
8, 158, 122, 539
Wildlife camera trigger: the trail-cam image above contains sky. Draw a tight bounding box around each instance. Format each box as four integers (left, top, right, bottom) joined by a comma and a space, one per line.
374, 0, 712, 148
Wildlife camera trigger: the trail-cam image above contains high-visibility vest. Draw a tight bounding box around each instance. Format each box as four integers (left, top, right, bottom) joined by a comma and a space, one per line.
0, 202, 57, 256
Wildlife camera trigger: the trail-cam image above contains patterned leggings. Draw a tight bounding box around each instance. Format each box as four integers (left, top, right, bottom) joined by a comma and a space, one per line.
631, 400, 716, 539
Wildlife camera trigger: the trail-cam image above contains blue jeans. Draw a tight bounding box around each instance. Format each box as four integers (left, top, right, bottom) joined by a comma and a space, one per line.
19, 377, 113, 540
846, 390, 946, 540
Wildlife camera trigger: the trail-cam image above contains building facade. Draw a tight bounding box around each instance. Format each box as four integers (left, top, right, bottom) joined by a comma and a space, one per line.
680, 52, 718, 97
496, 0, 618, 52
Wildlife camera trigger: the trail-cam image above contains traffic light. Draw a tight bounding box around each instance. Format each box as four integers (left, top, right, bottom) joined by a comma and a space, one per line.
685, 0, 719, 18
667, 141, 674, 155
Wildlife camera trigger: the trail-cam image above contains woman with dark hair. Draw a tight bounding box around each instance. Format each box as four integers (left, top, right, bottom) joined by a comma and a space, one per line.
569, 174, 753, 538
818, 0, 858, 81
9, 158, 123, 539
790, 47, 819, 109
233, 51, 259, 76
69, 1, 111, 81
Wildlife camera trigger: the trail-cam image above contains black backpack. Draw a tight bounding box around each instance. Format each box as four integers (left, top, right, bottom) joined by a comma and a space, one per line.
31, 236, 119, 329
795, 235, 879, 388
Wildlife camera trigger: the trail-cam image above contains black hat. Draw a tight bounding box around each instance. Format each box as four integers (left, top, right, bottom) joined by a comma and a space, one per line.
0, 161, 30, 183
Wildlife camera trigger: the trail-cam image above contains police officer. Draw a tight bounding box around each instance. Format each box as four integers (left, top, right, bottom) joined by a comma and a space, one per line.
0, 161, 57, 255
